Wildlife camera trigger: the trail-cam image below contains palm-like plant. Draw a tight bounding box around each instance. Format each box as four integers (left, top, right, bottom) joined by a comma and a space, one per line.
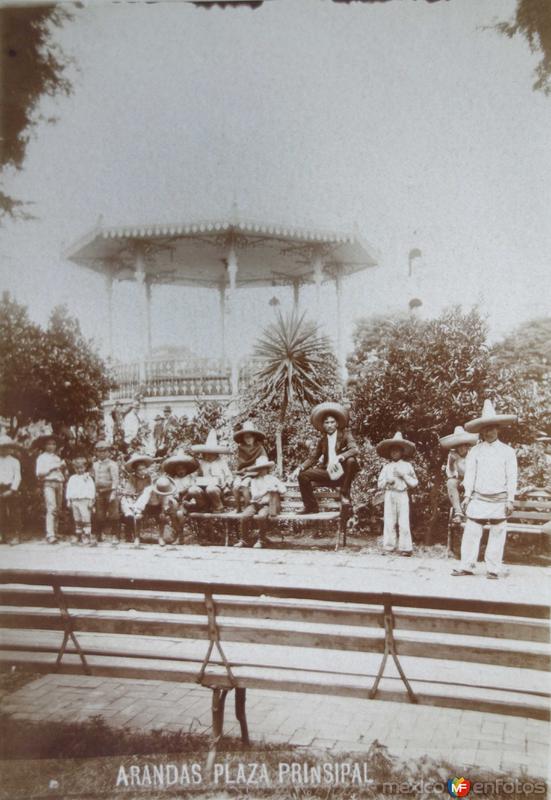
252, 312, 335, 474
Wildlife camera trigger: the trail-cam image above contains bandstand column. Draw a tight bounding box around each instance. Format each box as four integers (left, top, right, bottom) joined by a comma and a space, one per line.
292, 280, 300, 313
104, 273, 114, 359
218, 282, 226, 363
145, 279, 153, 358
335, 265, 345, 377
312, 255, 323, 306
134, 248, 149, 386
227, 247, 239, 397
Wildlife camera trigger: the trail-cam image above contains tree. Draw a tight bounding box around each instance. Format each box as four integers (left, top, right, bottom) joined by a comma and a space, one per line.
0, 294, 111, 432
494, 0, 551, 95
348, 306, 549, 542
0, 4, 73, 220
491, 317, 551, 382
248, 312, 338, 474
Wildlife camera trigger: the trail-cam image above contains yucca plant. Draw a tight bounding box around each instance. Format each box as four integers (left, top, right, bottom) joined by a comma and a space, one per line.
252, 312, 335, 474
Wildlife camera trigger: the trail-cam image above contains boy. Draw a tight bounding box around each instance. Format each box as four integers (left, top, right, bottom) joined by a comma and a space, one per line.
162, 453, 199, 537
119, 453, 154, 543
133, 475, 179, 546
376, 432, 418, 556
233, 421, 267, 511
0, 435, 22, 544
92, 441, 120, 544
234, 455, 286, 548
188, 430, 233, 512
438, 426, 478, 523
35, 435, 67, 544
66, 457, 96, 545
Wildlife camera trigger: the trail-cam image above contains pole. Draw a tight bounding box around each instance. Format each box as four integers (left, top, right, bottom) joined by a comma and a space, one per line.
135, 248, 148, 387
227, 247, 239, 397
335, 266, 344, 378
145, 279, 153, 358
292, 280, 300, 313
105, 273, 114, 360
219, 283, 226, 364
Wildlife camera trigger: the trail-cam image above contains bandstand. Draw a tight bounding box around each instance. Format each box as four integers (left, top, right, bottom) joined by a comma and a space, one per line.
64, 209, 379, 419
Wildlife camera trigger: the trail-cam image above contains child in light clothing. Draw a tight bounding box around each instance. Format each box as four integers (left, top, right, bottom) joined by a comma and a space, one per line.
234, 456, 286, 548
189, 431, 233, 513
232, 422, 267, 511
376, 432, 418, 556
35, 436, 67, 543
439, 426, 478, 523
66, 457, 96, 545
92, 441, 120, 544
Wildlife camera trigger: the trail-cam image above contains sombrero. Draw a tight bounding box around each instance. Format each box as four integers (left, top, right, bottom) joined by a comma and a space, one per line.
32, 433, 61, 450
234, 420, 265, 444
310, 402, 348, 433
190, 430, 231, 455
0, 434, 24, 451
151, 475, 177, 497
125, 453, 154, 470
244, 455, 276, 474
438, 426, 478, 450
376, 432, 416, 459
464, 400, 517, 434
162, 453, 199, 476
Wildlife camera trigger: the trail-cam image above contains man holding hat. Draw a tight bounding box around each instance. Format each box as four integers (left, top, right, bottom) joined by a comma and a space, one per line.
452, 400, 518, 580
439, 426, 478, 523
0, 435, 22, 544
291, 402, 359, 514
133, 474, 179, 546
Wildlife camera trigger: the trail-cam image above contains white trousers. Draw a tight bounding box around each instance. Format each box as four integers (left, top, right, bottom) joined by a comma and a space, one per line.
460, 518, 507, 574
383, 490, 412, 552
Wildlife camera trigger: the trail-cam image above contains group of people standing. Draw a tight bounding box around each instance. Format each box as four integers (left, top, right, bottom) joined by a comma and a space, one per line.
0, 398, 527, 577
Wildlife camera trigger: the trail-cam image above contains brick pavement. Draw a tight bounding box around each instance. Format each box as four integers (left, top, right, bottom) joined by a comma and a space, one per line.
1, 674, 549, 777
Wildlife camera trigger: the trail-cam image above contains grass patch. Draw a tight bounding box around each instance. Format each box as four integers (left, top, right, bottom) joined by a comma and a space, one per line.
0, 715, 546, 800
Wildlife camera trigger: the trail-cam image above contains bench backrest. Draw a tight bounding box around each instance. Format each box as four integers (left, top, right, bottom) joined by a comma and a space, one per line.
0, 569, 549, 720
510, 490, 551, 525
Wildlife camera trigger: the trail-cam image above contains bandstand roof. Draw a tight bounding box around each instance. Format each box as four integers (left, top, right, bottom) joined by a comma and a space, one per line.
64, 216, 379, 288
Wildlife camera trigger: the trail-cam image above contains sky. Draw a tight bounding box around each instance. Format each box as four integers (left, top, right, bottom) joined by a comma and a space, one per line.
1, 0, 550, 364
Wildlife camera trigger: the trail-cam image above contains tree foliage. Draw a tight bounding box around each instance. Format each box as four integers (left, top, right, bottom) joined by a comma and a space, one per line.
494, 0, 551, 95
0, 4, 73, 219
491, 317, 551, 382
0, 294, 111, 431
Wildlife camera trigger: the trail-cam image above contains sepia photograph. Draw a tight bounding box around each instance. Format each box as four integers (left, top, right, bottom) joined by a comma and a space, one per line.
0, 0, 550, 798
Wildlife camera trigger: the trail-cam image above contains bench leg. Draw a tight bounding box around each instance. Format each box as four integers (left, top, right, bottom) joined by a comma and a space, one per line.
235, 687, 250, 746
206, 688, 228, 772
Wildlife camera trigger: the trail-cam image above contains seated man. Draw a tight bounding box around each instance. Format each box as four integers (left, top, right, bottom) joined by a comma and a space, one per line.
119, 453, 154, 543
188, 430, 233, 513
291, 402, 359, 514
438, 426, 478, 524
133, 475, 179, 547
161, 453, 200, 537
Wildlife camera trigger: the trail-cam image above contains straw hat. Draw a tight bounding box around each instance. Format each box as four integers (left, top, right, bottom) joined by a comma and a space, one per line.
125, 453, 154, 470
464, 400, 517, 434
151, 475, 176, 496
162, 453, 199, 476
310, 402, 348, 433
376, 432, 416, 459
190, 430, 231, 455
244, 455, 276, 474
234, 420, 265, 444
438, 426, 478, 451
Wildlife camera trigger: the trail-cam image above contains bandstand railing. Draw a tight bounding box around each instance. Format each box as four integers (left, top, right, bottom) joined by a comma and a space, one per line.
109, 357, 264, 401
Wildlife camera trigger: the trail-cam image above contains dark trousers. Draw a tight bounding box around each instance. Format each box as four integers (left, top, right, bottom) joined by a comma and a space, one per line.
94, 490, 119, 538
0, 492, 21, 540
298, 457, 359, 511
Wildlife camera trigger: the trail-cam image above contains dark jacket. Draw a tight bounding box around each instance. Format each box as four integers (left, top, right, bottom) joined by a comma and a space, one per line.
300, 428, 359, 471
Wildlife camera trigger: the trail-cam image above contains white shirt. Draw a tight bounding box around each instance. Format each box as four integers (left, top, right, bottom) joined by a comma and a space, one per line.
377, 460, 418, 492
36, 452, 65, 482
123, 410, 141, 444
246, 473, 286, 506
198, 458, 233, 488
327, 432, 338, 465
0, 455, 21, 491
66, 473, 96, 501
463, 439, 517, 503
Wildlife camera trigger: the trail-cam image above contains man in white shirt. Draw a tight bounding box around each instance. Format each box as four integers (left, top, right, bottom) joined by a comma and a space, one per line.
0, 435, 22, 543
451, 400, 518, 580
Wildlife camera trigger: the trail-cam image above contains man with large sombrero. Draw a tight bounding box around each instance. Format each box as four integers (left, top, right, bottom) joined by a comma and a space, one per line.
291, 402, 359, 514
119, 453, 154, 543
439, 426, 478, 523
162, 453, 200, 537
451, 400, 518, 580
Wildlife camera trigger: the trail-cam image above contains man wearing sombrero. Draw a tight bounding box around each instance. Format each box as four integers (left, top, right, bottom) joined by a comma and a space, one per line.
133, 474, 180, 546
451, 400, 518, 580
376, 432, 419, 556
439, 426, 478, 524
162, 453, 199, 537
0, 435, 22, 544
119, 453, 154, 544
291, 402, 359, 514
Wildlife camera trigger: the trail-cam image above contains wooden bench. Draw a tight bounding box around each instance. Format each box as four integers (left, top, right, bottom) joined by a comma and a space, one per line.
0, 569, 549, 765
448, 489, 551, 563
188, 482, 351, 550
